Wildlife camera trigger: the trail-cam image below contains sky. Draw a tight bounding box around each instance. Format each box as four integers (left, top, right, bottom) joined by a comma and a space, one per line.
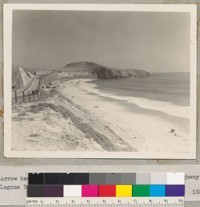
12, 10, 190, 72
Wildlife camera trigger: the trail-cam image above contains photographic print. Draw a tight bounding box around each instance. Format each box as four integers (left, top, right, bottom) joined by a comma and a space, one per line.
4, 4, 197, 158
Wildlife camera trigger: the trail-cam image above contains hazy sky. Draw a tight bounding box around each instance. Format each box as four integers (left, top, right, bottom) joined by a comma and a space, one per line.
12, 10, 190, 72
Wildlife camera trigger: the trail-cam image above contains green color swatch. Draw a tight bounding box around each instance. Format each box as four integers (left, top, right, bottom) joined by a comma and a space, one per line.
132, 185, 150, 197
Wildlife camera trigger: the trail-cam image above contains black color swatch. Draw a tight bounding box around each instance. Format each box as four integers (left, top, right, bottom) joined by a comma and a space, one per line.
28, 173, 44, 185
45, 173, 76, 184
74, 173, 89, 184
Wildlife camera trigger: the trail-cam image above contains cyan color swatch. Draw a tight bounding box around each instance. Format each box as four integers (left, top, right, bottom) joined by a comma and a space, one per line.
150, 185, 165, 197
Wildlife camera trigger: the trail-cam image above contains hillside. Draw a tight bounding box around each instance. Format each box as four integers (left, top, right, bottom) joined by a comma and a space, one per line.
12, 65, 24, 89
12, 65, 52, 89
12, 62, 150, 89
60, 61, 150, 79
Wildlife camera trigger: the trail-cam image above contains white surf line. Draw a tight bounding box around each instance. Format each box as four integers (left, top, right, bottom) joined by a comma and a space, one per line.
78, 79, 189, 119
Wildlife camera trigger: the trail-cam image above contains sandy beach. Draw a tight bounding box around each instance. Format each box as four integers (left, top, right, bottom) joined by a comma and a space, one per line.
11, 78, 190, 153
58, 79, 190, 153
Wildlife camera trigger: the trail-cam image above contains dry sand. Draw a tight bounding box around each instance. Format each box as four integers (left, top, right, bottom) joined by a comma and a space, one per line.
12, 91, 132, 152
12, 101, 103, 151
58, 79, 190, 153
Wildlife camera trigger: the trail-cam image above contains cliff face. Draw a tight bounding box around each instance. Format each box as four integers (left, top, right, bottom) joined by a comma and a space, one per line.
60, 61, 150, 79
91, 67, 150, 79
12, 65, 24, 89
12, 65, 51, 89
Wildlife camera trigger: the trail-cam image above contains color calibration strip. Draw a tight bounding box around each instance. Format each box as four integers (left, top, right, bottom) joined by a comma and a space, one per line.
27, 173, 185, 198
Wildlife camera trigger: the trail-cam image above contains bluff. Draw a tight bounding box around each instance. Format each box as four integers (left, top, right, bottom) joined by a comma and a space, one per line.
60, 61, 150, 79
12, 65, 24, 89
12, 65, 54, 89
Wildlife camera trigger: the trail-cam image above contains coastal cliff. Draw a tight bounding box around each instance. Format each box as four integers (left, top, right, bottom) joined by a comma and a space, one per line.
60, 61, 150, 79
12, 61, 150, 89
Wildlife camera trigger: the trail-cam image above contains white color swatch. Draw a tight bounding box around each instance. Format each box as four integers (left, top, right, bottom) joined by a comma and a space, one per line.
64, 185, 82, 197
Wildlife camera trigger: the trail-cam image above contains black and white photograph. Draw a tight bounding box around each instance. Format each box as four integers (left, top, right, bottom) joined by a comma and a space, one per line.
4, 4, 196, 158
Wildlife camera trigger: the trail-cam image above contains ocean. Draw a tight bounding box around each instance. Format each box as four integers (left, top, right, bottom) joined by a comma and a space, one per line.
80, 72, 190, 120
92, 72, 190, 107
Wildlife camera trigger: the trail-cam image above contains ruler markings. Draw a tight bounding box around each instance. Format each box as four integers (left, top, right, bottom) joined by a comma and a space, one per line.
26, 197, 184, 206
25, 204, 184, 207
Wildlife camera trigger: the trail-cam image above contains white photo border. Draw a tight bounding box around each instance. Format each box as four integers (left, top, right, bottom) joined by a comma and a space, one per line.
3, 4, 197, 159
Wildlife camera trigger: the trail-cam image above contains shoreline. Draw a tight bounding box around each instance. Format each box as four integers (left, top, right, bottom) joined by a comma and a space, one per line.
58, 79, 190, 153
76, 79, 189, 130
11, 78, 190, 153
79, 79, 189, 119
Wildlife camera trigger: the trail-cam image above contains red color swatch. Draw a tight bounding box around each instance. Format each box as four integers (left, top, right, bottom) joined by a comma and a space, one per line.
99, 185, 116, 197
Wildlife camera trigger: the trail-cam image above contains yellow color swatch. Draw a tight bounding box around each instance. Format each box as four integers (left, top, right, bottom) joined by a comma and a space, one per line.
116, 185, 132, 197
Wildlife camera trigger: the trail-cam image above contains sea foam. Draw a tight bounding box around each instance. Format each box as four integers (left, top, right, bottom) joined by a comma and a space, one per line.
80, 79, 189, 119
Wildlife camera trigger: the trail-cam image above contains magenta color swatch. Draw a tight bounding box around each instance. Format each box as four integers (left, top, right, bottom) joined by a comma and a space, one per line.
82, 185, 99, 197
